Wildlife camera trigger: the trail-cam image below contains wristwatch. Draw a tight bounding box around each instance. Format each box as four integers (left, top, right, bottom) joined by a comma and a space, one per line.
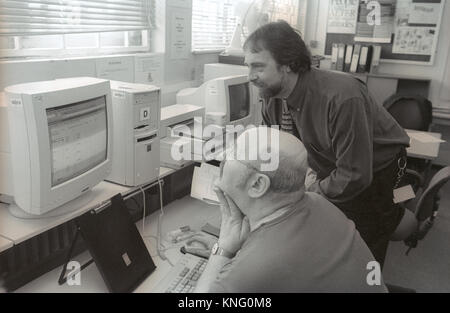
211, 242, 235, 258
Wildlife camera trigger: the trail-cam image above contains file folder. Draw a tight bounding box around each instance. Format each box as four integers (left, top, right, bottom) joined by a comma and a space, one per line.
370, 45, 382, 74
350, 44, 361, 73
336, 43, 346, 71
331, 43, 339, 70
344, 44, 353, 72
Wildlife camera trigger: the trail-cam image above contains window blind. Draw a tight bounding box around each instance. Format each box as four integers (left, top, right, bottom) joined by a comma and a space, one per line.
0, 0, 155, 36
192, 0, 237, 52
192, 0, 300, 52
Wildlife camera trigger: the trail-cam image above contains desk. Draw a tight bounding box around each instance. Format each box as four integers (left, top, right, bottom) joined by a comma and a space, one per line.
406, 129, 443, 160
0, 236, 13, 253
0, 168, 176, 246
14, 196, 220, 293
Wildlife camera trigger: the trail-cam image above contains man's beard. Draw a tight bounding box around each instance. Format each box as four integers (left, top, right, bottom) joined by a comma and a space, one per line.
256, 82, 283, 98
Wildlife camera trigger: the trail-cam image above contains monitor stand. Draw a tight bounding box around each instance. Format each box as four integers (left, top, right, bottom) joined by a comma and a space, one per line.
8, 191, 95, 219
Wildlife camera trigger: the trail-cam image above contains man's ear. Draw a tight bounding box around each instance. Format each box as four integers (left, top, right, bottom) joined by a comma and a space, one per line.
247, 173, 270, 198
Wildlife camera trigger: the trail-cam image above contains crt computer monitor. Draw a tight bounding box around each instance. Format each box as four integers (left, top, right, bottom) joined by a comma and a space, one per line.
0, 77, 113, 217
176, 75, 255, 128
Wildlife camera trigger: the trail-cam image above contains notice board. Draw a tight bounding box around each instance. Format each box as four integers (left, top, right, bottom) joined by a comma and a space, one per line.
324, 0, 445, 64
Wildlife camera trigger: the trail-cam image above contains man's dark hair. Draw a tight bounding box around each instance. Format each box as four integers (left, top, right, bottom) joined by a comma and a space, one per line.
243, 20, 311, 74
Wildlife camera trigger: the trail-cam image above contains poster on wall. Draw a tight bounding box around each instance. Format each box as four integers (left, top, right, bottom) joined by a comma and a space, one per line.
392, 0, 442, 55
354, 0, 395, 43
170, 11, 189, 60
327, 0, 359, 34
395, 0, 441, 26
392, 27, 435, 55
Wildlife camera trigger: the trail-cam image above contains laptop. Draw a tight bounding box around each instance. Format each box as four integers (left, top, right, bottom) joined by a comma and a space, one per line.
76, 193, 156, 293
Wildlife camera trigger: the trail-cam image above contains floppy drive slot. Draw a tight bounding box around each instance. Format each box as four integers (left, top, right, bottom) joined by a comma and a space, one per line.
136, 133, 157, 143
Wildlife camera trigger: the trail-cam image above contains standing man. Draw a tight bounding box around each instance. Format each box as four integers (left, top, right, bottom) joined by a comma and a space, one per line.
243, 21, 410, 267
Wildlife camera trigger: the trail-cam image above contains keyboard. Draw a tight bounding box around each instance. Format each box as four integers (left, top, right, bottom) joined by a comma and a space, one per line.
155, 253, 207, 293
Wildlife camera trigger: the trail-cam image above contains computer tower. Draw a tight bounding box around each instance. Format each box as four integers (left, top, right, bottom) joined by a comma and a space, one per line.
107, 81, 161, 186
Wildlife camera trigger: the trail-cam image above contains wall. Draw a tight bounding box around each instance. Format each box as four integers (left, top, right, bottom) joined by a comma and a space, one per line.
0, 0, 220, 107
304, 0, 450, 113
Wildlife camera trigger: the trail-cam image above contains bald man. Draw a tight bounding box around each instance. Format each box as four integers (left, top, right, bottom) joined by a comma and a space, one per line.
194, 127, 387, 293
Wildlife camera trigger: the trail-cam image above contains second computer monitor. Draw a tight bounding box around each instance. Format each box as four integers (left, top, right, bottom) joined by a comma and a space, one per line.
176, 75, 255, 128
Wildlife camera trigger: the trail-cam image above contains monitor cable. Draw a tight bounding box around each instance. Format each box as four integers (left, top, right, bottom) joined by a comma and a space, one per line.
140, 179, 174, 266
156, 178, 174, 266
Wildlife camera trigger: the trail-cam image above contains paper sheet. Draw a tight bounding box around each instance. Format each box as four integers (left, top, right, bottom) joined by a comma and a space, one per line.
408, 3, 440, 25
170, 10, 189, 60
393, 185, 415, 204
393, 26, 436, 55
190, 163, 220, 204
134, 53, 164, 85
95, 57, 134, 81
408, 132, 445, 143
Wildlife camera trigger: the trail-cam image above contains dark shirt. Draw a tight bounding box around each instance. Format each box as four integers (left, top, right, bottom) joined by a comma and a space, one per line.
262, 68, 410, 203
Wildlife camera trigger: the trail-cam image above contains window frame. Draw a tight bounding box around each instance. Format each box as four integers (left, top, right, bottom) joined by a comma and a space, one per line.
0, 0, 154, 59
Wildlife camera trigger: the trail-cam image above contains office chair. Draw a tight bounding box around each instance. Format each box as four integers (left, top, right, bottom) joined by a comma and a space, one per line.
383, 94, 434, 186
383, 94, 433, 131
391, 166, 450, 252
386, 167, 450, 293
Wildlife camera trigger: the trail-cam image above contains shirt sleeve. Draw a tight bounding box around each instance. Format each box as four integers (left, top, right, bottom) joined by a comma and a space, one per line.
315, 97, 374, 203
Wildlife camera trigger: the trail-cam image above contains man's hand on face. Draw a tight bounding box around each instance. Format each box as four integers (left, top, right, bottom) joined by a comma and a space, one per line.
214, 187, 250, 256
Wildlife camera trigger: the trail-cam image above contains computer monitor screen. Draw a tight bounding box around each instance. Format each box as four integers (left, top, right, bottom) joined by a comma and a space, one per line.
176, 74, 256, 127
228, 82, 250, 122
47, 96, 107, 187
0, 77, 113, 216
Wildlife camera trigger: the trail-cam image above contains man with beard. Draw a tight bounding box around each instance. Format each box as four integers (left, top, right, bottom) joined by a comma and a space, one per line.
243, 21, 410, 268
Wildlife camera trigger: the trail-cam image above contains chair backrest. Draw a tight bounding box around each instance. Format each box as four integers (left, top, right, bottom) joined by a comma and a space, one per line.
383, 94, 433, 131
415, 166, 450, 221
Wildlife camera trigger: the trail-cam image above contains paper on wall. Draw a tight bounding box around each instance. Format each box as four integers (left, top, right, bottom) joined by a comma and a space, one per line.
95, 57, 134, 82
170, 10, 189, 60
134, 53, 164, 85
408, 3, 440, 25
392, 26, 436, 55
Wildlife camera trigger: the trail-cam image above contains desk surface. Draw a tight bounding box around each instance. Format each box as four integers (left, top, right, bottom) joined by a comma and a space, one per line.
0, 236, 13, 253
406, 129, 443, 160
15, 195, 220, 293
0, 167, 175, 246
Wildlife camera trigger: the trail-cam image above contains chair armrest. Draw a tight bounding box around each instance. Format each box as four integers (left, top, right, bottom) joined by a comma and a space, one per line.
404, 169, 424, 191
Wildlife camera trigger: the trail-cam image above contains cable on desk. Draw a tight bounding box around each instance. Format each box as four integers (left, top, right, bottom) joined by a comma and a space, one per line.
140, 186, 146, 236
137, 178, 174, 266
156, 178, 174, 267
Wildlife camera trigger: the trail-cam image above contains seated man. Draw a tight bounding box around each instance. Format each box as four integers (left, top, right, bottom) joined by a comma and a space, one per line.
195, 127, 387, 292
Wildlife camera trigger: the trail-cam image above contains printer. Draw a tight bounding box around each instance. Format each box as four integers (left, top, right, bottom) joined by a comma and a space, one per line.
107, 81, 161, 186
160, 104, 232, 168
160, 104, 205, 168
